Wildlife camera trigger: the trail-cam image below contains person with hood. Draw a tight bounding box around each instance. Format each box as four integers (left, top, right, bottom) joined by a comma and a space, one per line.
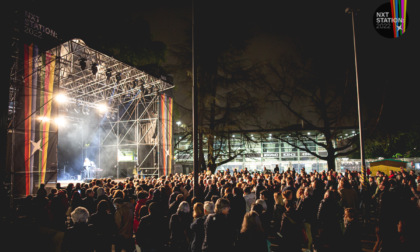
113, 197, 134, 252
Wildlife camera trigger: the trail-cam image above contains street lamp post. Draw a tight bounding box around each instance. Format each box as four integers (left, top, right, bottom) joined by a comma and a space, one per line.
346, 7, 366, 186
192, 0, 199, 196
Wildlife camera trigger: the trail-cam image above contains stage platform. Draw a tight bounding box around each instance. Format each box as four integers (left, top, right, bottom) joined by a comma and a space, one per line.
57, 178, 126, 188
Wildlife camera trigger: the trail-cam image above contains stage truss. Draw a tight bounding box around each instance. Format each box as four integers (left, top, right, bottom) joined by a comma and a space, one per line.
9, 38, 174, 179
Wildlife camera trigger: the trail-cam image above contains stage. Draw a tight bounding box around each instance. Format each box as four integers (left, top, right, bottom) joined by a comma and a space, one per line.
57, 178, 126, 188
8, 38, 173, 198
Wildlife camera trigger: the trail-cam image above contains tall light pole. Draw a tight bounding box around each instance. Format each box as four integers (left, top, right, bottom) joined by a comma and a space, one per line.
192, 0, 199, 196
346, 7, 366, 186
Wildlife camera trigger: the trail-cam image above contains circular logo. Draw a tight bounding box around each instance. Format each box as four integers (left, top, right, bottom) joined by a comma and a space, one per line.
373, 2, 409, 38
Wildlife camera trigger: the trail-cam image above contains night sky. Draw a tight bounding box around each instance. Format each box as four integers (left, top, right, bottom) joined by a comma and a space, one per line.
10, 0, 420, 128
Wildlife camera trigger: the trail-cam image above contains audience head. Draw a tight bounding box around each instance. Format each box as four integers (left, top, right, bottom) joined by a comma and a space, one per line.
193, 202, 204, 219
241, 211, 264, 234
250, 202, 263, 216
177, 201, 190, 214
71, 206, 89, 224
215, 198, 230, 215
139, 205, 149, 219
282, 190, 293, 201
255, 199, 267, 211
204, 201, 215, 215
96, 199, 110, 214
274, 192, 283, 205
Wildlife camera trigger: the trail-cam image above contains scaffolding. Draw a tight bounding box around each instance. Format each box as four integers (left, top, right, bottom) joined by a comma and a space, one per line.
9, 38, 174, 183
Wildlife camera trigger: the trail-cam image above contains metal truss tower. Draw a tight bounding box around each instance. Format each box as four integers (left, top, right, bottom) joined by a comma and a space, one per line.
9, 38, 174, 180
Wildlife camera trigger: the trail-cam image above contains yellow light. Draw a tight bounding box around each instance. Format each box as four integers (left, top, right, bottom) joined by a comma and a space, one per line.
55, 93, 69, 103
38, 116, 50, 122
54, 117, 66, 126
97, 104, 108, 113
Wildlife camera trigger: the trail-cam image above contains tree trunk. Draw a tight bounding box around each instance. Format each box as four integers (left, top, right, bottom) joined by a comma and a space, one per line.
327, 155, 336, 171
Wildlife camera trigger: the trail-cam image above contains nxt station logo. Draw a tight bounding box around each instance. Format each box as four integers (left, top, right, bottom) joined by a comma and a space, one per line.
373, 0, 409, 38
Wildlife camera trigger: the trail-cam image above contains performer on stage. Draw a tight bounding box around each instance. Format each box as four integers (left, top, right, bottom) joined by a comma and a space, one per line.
83, 158, 91, 179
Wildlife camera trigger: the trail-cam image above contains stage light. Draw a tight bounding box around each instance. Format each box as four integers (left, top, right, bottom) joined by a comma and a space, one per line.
91, 63, 98, 75
97, 104, 108, 113
38, 116, 50, 122
106, 69, 112, 80
55, 93, 69, 104
79, 58, 86, 70
54, 117, 66, 126
116, 72, 122, 83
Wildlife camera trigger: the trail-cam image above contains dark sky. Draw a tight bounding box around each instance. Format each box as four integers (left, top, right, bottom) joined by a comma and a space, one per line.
12, 0, 420, 127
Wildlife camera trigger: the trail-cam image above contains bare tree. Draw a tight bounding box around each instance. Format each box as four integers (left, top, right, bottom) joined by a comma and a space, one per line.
261, 58, 360, 171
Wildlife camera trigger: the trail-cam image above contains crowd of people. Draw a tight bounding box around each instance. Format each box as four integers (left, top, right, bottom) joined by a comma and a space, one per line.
7, 166, 420, 252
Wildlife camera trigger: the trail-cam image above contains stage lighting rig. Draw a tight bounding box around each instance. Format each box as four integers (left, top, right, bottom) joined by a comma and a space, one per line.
116, 72, 122, 83
91, 63, 98, 75
79, 58, 86, 70
106, 68, 112, 80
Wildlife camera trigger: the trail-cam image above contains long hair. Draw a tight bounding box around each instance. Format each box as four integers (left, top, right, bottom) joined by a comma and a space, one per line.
193, 202, 204, 219
177, 201, 190, 214
240, 211, 264, 234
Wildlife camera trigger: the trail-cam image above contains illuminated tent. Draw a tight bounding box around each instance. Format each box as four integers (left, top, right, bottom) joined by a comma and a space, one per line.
368, 159, 408, 176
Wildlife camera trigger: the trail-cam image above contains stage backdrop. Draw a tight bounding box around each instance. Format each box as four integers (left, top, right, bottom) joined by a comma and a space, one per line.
12, 43, 58, 196
159, 93, 173, 176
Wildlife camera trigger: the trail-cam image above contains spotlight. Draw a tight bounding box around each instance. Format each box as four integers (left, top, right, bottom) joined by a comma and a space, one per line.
79, 58, 86, 70
106, 69, 112, 80
97, 104, 108, 113
38, 116, 50, 122
116, 72, 122, 83
55, 93, 69, 103
54, 117, 66, 126
91, 63, 98, 75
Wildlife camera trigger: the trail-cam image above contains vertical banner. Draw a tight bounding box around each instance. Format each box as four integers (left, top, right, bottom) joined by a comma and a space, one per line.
160, 94, 173, 176
15, 43, 58, 196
